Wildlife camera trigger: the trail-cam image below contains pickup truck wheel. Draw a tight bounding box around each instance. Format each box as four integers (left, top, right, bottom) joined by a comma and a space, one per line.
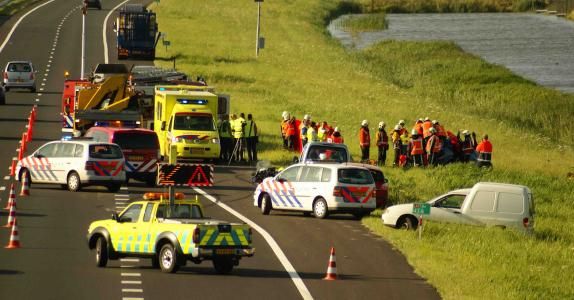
159, 244, 180, 273
261, 194, 271, 215
397, 215, 418, 230
67, 172, 81, 192
95, 237, 108, 267
213, 257, 234, 274
313, 198, 328, 219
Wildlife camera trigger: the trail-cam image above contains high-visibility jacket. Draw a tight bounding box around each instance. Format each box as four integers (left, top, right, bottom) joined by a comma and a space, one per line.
400, 133, 409, 146
286, 120, 296, 136
307, 126, 318, 142
245, 120, 257, 137
359, 127, 370, 147
281, 120, 289, 136
476, 140, 493, 162
462, 137, 475, 154
399, 127, 408, 137
317, 128, 326, 141
329, 134, 344, 144
413, 122, 423, 136
426, 135, 442, 153
300, 124, 308, 140
233, 117, 245, 138
435, 124, 446, 138
410, 138, 424, 155
391, 131, 401, 149
218, 120, 232, 138
422, 121, 433, 138
375, 129, 388, 148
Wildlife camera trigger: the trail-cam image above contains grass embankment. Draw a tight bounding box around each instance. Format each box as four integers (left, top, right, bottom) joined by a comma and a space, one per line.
154, 0, 574, 298
360, 0, 544, 13
0, 0, 38, 16
337, 13, 388, 35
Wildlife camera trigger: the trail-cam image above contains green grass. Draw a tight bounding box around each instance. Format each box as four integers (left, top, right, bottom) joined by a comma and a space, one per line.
337, 13, 388, 34
153, 0, 574, 298
362, 0, 544, 13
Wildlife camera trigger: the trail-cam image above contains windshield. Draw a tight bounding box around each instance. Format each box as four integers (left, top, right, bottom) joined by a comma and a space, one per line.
173, 114, 215, 131
306, 145, 348, 163
113, 132, 158, 150
337, 168, 374, 185
89, 144, 123, 159
156, 204, 203, 219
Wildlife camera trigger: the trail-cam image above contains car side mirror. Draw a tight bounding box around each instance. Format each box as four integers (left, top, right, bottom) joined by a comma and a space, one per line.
119, 217, 131, 223
111, 213, 118, 221
34, 153, 43, 158
292, 156, 299, 163
161, 121, 166, 131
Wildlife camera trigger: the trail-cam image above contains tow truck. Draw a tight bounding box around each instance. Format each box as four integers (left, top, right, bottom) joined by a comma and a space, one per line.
87, 192, 255, 274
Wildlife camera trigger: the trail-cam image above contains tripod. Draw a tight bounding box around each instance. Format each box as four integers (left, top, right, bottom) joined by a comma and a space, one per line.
228, 137, 242, 166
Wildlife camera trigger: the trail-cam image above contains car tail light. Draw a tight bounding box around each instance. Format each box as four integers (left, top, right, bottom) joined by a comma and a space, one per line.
523, 217, 529, 228
192, 227, 201, 244
333, 186, 342, 197
85, 161, 95, 171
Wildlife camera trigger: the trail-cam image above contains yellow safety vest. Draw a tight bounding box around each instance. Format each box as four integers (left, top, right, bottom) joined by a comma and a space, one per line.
219, 120, 231, 138
244, 120, 256, 138
233, 117, 245, 138
307, 127, 318, 142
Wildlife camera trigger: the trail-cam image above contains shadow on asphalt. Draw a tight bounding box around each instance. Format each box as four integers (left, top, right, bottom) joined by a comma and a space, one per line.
0, 269, 24, 275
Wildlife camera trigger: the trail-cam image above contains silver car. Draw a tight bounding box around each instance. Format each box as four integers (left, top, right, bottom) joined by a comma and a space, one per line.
3, 61, 36, 92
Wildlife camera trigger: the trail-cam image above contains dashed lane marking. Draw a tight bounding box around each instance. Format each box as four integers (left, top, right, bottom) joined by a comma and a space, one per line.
193, 187, 313, 300
120, 265, 137, 268
4, 176, 10, 180
120, 258, 139, 262
122, 289, 143, 293
120, 186, 128, 190
121, 281, 141, 284
121, 273, 141, 277
122, 298, 144, 300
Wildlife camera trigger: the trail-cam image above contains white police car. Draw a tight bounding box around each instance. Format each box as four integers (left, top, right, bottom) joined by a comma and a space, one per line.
253, 163, 376, 219
17, 139, 126, 192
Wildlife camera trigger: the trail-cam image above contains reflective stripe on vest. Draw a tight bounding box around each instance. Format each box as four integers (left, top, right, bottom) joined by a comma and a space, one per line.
478, 152, 492, 162
245, 120, 255, 137
233, 118, 245, 138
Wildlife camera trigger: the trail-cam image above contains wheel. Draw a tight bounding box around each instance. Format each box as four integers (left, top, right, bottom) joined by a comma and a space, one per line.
95, 236, 108, 267
30, 86, 36, 93
313, 198, 328, 219
67, 172, 81, 192
261, 194, 271, 215
397, 215, 418, 230
107, 183, 121, 193
212, 257, 234, 274
159, 243, 180, 273
151, 256, 160, 269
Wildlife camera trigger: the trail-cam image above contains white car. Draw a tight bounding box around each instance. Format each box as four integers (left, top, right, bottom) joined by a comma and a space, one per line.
3, 61, 36, 92
382, 182, 535, 233
17, 139, 126, 192
253, 163, 376, 219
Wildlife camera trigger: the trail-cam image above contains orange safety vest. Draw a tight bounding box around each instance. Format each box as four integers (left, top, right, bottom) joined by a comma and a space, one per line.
422, 121, 433, 138
359, 127, 370, 147
426, 135, 442, 153
329, 135, 344, 144
376, 130, 388, 147
286, 120, 296, 136
435, 124, 446, 137
413, 122, 423, 136
410, 138, 424, 155
281, 120, 289, 136
476, 140, 493, 161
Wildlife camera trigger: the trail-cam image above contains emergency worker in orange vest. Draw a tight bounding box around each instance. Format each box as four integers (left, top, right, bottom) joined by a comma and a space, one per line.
281, 111, 290, 149
286, 116, 297, 150
413, 119, 424, 136
409, 129, 425, 167
426, 127, 442, 166
433, 120, 447, 140
459, 130, 477, 163
475, 134, 493, 168
328, 127, 344, 144
446, 130, 462, 162
391, 125, 402, 166
375, 122, 389, 166
422, 117, 433, 146
359, 120, 370, 163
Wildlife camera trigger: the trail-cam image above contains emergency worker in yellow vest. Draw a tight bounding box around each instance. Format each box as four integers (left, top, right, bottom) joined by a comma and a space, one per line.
218, 114, 232, 162
400, 128, 410, 157
409, 129, 425, 167
375, 122, 389, 166
307, 121, 319, 143
300, 114, 311, 148
232, 113, 246, 162
391, 125, 402, 166
245, 113, 258, 163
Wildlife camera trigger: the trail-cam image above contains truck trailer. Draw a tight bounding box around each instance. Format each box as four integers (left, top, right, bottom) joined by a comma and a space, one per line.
116, 4, 159, 60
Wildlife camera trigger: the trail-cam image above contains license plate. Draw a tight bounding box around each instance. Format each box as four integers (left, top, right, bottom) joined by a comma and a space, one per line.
128, 155, 144, 161
191, 148, 205, 154
215, 249, 235, 255
352, 192, 366, 197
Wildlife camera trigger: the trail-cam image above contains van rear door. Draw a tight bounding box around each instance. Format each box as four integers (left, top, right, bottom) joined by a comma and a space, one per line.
112, 130, 159, 174
87, 144, 125, 179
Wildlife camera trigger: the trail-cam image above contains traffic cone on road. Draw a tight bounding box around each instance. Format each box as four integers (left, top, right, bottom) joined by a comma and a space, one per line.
20, 170, 30, 196
323, 247, 338, 280
4, 196, 16, 228
4, 183, 16, 210
5, 219, 21, 249
10, 158, 17, 177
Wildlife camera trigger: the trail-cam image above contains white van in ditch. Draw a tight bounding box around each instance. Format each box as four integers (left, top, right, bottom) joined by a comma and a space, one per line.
382, 182, 534, 233
16, 139, 125, 192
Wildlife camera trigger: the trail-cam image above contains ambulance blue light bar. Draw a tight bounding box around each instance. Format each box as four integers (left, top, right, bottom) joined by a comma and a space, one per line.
177, 99, 208, 105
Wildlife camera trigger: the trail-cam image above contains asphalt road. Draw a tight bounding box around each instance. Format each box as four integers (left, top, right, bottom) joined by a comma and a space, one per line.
0, 1, 440, 299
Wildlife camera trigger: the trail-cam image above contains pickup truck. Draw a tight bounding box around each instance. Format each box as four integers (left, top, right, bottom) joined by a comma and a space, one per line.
294, 142, 351, 163
382, 182, 534, 233
87, 193, 255, 274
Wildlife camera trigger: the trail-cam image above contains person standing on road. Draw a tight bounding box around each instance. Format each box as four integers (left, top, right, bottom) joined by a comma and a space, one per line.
232, 113, 246, 162
245, 113, 258, 163
426, 127, 442, 166
475, 134, 493, 168
375, 121, 388, 166
359, 120, 370, 163
218, 114, 232, 162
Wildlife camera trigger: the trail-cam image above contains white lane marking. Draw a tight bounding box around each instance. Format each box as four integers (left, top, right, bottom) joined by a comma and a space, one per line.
115, 194, 130, 197
0, 0, 56, 54
0, 187, 5, 191
35, 99, 39, 102
47, 64, 51, 68
43, 78, 47, 81
120, 265, 136, 268
103, 0, 130, 63
4, 176, 10, 180
122, 298, 143, 300
41, 83, 45, 86
121, 273, 140, 277
39, 88, 44, 91
120, 258, 139, 262
122, 289, 143, 293
120, 186, 128, 190
193, 187, 313, 300
121, 281, 141, 284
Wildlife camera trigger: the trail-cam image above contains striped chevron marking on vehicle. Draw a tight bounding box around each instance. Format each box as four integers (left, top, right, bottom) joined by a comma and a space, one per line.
261, 178, 302, 208
92, 161, 124, 177
340, 186, 373, 203
22, 156, 57, 181
125, 159, 158, 173
62, 114, 74, 128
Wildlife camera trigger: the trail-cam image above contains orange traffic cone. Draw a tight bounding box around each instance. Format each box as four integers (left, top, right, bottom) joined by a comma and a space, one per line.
5, 218, 21, 249
4, 183, 16, 210
10, 158, 17, 177
323, 247, 338, 280
20, 170, 30, 196
4, 196, 16, 228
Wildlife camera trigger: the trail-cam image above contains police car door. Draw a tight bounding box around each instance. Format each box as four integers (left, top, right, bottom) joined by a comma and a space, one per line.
270, 166, 302, 211
52, 142, 77, 183
297, 166, 324, 211
27, 142, 58, 183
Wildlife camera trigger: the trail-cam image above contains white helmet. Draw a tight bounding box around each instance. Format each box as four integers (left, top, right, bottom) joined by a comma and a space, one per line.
319, 153, 327, 160
424, 117, 430, 121
429, 127, 437, 133
432, 120, 439, 125
361, 120, 368, 126
462, 130, 470, 136
334, 127, 340, 132
378, 121, 385, 128
394, 125, 401, 131
399, 120, 405, 126
303, 114, 311, 121
282, 111, 289, 120
411, 129, 418, 136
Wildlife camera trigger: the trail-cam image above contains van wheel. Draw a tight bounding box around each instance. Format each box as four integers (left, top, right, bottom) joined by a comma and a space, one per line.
213, 257, 234, 274
67, 172, 81, 192
313, 198, 328, 219
397, 215, 418, 230
107, 183, 121, 193
261, 194, 271, 215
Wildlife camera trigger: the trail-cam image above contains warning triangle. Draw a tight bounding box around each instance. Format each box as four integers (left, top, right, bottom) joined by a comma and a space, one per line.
187, 166, 210, 186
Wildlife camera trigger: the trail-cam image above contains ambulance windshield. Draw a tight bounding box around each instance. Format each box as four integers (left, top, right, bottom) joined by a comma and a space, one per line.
173, 114, 215, 131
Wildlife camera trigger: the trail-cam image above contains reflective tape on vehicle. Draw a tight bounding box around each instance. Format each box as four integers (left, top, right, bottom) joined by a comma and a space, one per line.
125, 159, 158, 173
92, 161, 124, 177
22, 156, 57, 181
340, 186, 373, 203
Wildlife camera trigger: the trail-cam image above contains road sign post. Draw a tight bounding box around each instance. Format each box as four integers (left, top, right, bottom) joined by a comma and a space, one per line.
412, 203, 430, 240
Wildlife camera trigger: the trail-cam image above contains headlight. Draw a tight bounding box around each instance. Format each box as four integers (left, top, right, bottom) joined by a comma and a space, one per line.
172, 136, 183, 143
211, 138, 220, 144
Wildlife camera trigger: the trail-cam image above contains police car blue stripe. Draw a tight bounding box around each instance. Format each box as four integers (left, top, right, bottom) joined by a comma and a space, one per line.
273, 190, 288, 207
287, 189, 303, 207
279, 189, 296, 207
125, 161, 137, 172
